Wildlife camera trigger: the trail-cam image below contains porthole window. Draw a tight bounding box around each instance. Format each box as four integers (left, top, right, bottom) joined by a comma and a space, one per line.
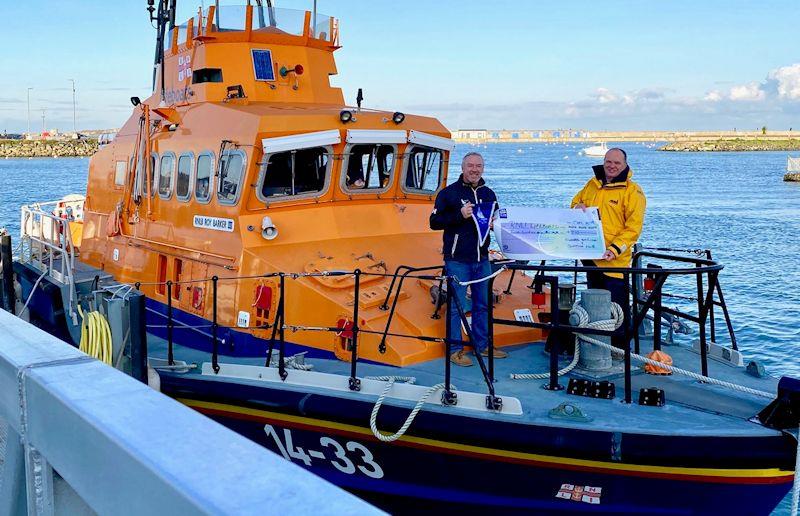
158, 153, 176, 198
195, 152, 214, 203
176, 153, 194, 201
217, 150, 246, 205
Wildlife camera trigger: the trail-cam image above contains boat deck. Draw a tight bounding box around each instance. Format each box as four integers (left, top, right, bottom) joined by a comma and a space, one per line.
149, 333, 781, 438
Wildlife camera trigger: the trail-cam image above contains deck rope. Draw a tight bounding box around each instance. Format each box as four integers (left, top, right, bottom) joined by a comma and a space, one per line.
512, 301, 773, 399
509, 302, 622, 380
369, 377, 454, 443
364, 375, 416, 384
453, 266, 507, 286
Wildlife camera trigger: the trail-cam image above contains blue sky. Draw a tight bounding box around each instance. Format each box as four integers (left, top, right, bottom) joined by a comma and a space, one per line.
1, 0, 799, 132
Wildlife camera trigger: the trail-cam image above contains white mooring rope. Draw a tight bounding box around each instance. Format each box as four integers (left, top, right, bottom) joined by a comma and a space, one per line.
509, 303, 623, 380
512, 301, 773, 399
369, 377, 454, 443
454, 266, 507, 286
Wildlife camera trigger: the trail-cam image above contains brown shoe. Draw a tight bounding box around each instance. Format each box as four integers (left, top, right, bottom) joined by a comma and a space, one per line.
480, 348, 508, 359
450, 350, 473, 367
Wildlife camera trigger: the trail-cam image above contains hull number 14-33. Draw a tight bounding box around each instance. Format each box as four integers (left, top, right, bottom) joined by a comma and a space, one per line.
264, 424, 384, 479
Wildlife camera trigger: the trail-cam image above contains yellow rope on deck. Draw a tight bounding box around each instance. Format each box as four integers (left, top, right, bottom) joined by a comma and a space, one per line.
78, 305, 113, 365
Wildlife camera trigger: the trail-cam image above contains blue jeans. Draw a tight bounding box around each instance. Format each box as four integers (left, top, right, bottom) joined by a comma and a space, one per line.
445, 260, 491, 354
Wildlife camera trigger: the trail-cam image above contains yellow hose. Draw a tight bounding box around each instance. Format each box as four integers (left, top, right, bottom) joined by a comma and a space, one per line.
78, 305, 113, 365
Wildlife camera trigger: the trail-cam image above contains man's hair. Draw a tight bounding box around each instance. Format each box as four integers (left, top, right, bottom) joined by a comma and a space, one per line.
608, 147, 627, 162
462, 152, 484, 167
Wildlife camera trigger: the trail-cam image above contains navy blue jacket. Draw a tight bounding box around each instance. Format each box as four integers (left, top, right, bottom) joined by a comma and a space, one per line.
429, 174, 498, 262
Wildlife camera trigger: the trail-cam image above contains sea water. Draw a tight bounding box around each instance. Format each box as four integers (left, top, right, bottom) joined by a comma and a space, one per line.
1, 145, 798, 513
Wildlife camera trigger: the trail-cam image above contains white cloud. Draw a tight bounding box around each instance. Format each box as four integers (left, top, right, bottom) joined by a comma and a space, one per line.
704, 90, 723, 102
729, 82, 765, 101
767, 63, 800, 100
593, 88, 618, 104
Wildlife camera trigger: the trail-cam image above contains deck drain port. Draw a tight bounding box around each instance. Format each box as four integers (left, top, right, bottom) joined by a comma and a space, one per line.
638, 387, 666, 407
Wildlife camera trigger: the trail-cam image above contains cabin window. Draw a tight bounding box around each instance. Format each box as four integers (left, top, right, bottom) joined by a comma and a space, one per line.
217, 150, 246, 205
195, 153, 214, 203
403, 146, 444, 194
192, 68, 223, 84
134, 153, 158, 200
158, 153, 176, 198
176, 153, 194, 201
259, 146, 330, 200
342, 144, 395, 193
114, 160, 127, 187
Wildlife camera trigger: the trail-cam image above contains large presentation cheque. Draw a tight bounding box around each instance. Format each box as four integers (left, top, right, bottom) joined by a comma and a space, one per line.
494, 207, 606, 260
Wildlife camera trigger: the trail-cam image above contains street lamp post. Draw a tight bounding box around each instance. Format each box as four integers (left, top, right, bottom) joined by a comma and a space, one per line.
26, 87, 33, 137
41, 109, 46, 137
69, 79, 76, 134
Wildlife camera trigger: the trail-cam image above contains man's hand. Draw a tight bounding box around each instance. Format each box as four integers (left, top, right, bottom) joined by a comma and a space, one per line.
574, 202, 587, 212
601, 250, 615, 261
460, 202, 474, 219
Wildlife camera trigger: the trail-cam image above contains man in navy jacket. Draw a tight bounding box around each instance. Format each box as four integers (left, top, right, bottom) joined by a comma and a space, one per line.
430, 152, 505, 367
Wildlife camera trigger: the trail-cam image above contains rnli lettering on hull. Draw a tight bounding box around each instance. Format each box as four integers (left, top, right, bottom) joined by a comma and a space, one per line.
193, 215, 235, 232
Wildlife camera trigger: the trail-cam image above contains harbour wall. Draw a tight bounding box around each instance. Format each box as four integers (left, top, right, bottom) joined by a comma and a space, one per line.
0, 139, 98, 158
452, 129, 800, 143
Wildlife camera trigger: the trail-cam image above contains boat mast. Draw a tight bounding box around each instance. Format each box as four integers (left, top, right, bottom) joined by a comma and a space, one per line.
148, 0, 177, 101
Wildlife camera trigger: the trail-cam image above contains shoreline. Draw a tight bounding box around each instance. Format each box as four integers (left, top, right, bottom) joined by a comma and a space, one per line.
660, 139, 800, 152
0, 139, 98, 158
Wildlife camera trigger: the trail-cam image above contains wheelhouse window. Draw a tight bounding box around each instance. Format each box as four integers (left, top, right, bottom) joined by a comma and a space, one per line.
259, 147, 330, 200
176, 153, 194, 201
217, 150, 245, 205
342, 144, 394, 192
404, 146, 444, 194
158, 153, 175, 198
195, 153, 214, 203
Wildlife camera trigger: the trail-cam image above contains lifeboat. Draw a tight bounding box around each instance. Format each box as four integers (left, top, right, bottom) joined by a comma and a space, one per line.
10, 2, 798, 515
75, 1, 542, 367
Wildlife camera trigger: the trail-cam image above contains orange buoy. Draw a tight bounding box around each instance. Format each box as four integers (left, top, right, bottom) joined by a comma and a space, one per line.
645, 350, 673, 375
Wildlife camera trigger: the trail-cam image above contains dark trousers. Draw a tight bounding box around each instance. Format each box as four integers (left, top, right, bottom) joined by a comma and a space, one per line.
586, 271, 631, 348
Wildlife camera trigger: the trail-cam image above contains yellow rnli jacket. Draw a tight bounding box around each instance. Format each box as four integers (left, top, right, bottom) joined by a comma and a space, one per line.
570, 166, 646, 278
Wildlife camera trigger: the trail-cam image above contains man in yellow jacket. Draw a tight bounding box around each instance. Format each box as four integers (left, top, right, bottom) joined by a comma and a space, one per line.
571, 147, 646, 347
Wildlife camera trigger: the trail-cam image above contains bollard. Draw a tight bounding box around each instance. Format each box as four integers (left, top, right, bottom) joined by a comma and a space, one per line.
572, 288, 612, 371
1, 233, 15, 314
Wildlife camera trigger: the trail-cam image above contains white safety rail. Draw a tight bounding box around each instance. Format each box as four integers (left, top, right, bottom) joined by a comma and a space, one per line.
0, 309, 382, 515
19, 199, 81, 321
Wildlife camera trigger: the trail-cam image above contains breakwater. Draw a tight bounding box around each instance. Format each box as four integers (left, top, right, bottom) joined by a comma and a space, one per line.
660, 139, 800, 152
0, 139, 98, 158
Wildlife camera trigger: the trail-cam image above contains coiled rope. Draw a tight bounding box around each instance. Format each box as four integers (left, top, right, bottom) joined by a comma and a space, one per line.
510, 303, 623, 380
77, 305, 113, 365
369, 377, 454, 443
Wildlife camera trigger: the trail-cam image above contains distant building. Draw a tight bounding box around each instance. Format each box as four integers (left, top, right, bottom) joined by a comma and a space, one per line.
452, 129, 488, 141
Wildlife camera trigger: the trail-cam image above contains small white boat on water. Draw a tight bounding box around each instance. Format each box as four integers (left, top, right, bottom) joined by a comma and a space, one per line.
582, 141, 608, 157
